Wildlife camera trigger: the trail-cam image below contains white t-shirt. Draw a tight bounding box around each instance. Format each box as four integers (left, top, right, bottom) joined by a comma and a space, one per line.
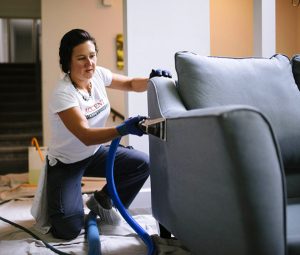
48, 66, 112, 164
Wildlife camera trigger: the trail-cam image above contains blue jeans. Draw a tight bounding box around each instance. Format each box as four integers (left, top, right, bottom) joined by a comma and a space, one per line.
46, 144, 149, 240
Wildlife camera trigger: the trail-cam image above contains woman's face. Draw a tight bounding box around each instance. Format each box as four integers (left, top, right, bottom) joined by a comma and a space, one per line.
70, 40, 97, 83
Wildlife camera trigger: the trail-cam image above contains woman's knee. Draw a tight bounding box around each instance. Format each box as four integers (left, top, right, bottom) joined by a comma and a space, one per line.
137, 153, 150, 176
138, 159, 150, 179
130, 149, 150, 172
50, 213, 84, 240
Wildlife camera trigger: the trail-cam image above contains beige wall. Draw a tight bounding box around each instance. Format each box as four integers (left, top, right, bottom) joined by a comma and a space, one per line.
298, 7, 300, 54
276, 0, 300, 58
211, 0, 300, 59
210, 0, 253, 57
42, 0, 124, 145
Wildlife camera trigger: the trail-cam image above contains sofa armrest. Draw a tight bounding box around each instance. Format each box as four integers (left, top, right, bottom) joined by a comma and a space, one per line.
147, 79, 286, 255
147, 77, 186, 118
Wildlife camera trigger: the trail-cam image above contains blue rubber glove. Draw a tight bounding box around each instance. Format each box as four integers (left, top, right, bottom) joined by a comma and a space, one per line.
116, 116, 147, 136
149, 69, 172, 79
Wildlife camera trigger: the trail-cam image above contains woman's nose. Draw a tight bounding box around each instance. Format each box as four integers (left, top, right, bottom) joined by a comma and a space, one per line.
86, 57, 93, 66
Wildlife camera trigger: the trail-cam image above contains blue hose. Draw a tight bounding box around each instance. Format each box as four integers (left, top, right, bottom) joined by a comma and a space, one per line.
86, 211, 101, 255
106, 137, 155, 255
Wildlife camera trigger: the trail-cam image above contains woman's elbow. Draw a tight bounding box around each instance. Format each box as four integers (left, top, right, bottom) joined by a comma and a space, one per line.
80, 137, 94, 146
76, 132, 94, 146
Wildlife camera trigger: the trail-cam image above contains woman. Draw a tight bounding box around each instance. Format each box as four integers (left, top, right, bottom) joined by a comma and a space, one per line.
41, 29, 170, 240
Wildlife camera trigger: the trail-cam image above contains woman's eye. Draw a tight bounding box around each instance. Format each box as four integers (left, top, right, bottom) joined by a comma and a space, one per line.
76, 54, 96, 61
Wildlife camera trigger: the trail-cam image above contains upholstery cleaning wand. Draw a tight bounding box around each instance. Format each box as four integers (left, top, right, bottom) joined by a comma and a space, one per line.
138, 117, 167, 141
106, 117, 166, 255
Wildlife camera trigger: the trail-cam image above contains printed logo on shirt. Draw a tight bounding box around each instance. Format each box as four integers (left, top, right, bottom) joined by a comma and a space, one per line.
85, 99, 108, 119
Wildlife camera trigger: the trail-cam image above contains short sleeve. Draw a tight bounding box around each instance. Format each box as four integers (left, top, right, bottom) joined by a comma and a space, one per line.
95, 66, 113, 86
49, 85, 79, 114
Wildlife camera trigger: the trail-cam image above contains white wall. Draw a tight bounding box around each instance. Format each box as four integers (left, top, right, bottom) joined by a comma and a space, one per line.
41, 0, 124, 145
124, 0, 210, 153
123, 0, 210, 208
253, 0, 276, 57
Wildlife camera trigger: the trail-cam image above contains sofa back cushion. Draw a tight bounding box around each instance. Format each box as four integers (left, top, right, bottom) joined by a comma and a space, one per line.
175, 51, 300, 170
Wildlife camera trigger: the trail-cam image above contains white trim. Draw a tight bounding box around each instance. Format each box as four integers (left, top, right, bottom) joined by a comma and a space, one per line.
253, 0, 276, 57
129, 188, 151, 209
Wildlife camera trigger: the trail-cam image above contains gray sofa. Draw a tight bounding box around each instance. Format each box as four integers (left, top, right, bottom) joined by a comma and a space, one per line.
147, 52, 300, 255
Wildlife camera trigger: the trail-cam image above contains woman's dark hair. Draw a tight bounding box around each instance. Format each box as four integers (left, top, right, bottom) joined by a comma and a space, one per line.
59, 29, 98, 73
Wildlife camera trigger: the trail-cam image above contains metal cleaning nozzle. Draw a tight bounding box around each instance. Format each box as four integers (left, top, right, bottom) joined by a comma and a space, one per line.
138, 117, 166, 141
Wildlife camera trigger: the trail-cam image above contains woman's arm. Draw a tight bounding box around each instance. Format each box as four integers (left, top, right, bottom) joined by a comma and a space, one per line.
59, 71, 170, 146
109, 73, 148, 92
58, 107, 119, 146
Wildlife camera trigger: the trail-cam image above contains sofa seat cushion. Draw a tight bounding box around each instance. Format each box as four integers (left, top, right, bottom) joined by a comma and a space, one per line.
175, 52, 300, 170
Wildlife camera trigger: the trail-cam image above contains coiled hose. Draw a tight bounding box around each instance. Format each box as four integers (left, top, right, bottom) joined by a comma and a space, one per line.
106, 137, 155, 255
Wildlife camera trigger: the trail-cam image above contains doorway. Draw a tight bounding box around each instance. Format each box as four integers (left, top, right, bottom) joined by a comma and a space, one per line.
0, 18, 41, 63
